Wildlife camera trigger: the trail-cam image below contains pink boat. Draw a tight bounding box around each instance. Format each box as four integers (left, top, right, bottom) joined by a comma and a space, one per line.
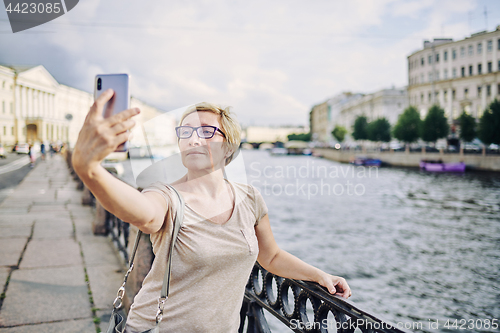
419, 160, 466, 172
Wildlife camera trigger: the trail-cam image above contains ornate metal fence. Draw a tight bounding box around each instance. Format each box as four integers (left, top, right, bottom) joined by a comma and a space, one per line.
240, 264, 409, 333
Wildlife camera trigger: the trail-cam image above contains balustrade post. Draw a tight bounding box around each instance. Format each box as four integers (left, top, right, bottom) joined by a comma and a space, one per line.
92, 200, 108, 235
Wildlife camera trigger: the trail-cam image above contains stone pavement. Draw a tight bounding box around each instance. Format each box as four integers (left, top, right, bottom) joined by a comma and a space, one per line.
0, 154, 125, 333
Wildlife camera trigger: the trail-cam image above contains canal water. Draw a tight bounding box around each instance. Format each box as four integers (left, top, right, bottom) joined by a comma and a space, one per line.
240, 149, 500, 333
126, 149, 500, 332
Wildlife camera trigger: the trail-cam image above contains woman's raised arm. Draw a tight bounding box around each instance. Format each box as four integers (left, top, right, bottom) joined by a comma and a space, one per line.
72, 89, 166, 234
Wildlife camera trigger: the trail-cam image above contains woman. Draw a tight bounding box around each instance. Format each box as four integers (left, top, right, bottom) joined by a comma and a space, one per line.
72, 89, 351, 333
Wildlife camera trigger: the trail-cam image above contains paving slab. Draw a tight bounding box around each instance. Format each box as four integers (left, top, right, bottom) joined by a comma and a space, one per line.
0, 209, 29, 215
80, 237, 122, 267
0, 318, 95, 333
32, 220, 74, 239
0, 267, 10, 288
0, 266, 90, 326
0, 238, 27, 267
0, 217, 34, 227
87, 264, 124, 310
0, 226, 31, 239
20, 239, 81, 269
73, 219, 94, 238
29, 205, 68, 213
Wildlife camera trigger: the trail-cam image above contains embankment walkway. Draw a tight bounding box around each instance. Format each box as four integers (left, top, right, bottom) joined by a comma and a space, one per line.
0, 154, 124, 333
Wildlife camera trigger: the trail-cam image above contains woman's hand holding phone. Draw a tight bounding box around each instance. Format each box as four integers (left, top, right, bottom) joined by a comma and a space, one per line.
72, 89, 140, 177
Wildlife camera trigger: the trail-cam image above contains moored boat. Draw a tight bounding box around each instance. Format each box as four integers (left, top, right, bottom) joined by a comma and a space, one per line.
349, 156, 382, 167
419, 160, 465, 172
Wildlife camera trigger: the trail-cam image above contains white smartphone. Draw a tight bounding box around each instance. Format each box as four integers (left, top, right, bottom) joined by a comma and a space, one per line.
94, 73, 130, 152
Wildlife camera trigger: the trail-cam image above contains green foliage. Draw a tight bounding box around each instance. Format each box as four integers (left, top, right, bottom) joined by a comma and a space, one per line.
367, 118, 391, 142
287, 132, 311, 141
420, 105, 449, 143
331, 125, 348, 142
457, 111, 476, 142
352, 116, 369, 140
478, 99, 500, 145
392, 106, 421, 143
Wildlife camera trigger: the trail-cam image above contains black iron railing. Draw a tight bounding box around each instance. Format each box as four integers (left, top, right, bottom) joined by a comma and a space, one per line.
240, 264, 409, 333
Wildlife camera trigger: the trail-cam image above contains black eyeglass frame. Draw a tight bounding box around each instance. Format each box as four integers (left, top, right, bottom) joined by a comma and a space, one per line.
175, 125, 226, 139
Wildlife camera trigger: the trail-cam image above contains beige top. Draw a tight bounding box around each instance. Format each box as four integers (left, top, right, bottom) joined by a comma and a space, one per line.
125, 179, 268, 333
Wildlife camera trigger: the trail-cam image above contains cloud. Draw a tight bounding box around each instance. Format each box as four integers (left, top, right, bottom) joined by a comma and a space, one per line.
1, 0, 499, 126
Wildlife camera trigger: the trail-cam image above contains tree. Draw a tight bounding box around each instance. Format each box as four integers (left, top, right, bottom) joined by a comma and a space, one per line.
392, 106, 421, 144
352, 116, 369, 140
478, 99, 500, 145
331, 125, 348, 142
287, 132, 312, 141
367, 118, 391, 142
457, 111, 476, 142
420, 104, 449, 143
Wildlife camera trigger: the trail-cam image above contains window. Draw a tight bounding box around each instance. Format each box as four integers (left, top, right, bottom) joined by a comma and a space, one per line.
468, 45, 473, 55
488, 40, 492, 52
452, 89, 456, 100
498, 39, 500, 50
436, 71, 440, 80
444, 69, 448, 79
461, 67, 465, 77
421, 94, 424, 103
464, 88, 469, 98
444, 50, 448, 61
428, 92, 432, 102
469, 65, 473, 76
477, 42, 482, 54
428, 55, 432, 64
452, 68, 457, 78
478, 86, 482, 97
452, 49, 457, 59
460, 46, 465, 57
444, 90, 448, 101
3, 126, 5, 135
488, 62, 492, 73
428, 72, 433, 81
478, 63, 482, 75
11, 127, 14, 135
498, 84, 500, 95
421, 57, 424, 66
436, 53, 440, 62
487, 85, 491, 96
498, 60, 500, 71
1, 101, 4, 114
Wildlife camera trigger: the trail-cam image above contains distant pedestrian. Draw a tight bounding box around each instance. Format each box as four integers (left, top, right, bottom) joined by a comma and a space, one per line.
50, 143, 55, 157
40, 143, 46, 161
29, 145, 36, 167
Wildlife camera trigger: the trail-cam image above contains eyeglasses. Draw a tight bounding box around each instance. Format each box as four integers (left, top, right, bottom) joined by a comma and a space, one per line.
175, 126, 226, 139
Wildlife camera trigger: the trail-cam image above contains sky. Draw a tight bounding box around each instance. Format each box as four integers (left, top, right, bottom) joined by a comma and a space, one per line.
2, 0, 500, 127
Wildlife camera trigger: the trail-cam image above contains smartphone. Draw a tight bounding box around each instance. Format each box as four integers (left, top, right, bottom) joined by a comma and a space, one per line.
94, 74, 130, 152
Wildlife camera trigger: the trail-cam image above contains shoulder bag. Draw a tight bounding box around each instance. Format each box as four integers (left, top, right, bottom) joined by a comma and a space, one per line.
106, 184, 185, 333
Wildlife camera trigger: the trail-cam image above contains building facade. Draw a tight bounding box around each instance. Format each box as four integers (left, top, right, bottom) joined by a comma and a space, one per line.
407, 26, 500, 121
0, 65, 168, 149
243, 126, 309, 143
310, 89, 407, 143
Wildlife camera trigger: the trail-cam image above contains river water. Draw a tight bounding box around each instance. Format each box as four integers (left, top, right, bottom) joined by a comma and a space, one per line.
126, 149, 500, 333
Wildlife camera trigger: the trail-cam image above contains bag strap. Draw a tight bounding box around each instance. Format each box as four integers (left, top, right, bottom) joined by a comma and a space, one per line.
155, 184, 184, 324
111, 184, 185, 326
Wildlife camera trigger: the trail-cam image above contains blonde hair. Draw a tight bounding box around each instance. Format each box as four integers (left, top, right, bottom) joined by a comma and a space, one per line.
178, 102, 241, 165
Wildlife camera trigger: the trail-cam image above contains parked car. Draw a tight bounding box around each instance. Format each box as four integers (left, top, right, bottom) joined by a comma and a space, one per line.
488, 143, 499, 152
15, 143, 30, 154
463, 143, 482, 152
0, 144, 6, 158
